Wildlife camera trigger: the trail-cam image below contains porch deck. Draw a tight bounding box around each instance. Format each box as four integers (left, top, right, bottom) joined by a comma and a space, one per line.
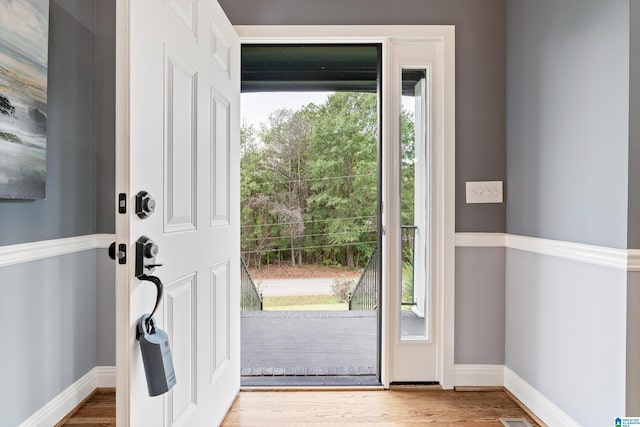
241, 310, 424, 386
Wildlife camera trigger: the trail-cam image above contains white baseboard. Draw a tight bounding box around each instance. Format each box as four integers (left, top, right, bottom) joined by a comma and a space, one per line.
17, 364, 580, 427
453, 365, 580, 427
18, 366, 116, 427
96, 366, 117, 388
454, 364, 504, 387
18, 369, 96, 427
504, 366, 580, 427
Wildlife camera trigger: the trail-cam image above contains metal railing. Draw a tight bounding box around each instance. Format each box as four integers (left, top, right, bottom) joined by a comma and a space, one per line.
401, 225, 417, 307
241, 258, 263, 311
349, 247, 378, 311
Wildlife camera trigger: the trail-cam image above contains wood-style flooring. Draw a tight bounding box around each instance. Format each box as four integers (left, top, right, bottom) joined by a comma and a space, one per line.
224, 388, 542, 426
57, 388, 542, 426
56, 389, 115, 427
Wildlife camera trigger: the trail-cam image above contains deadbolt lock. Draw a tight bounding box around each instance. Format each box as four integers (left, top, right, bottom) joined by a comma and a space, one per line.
135, 191, 156, 219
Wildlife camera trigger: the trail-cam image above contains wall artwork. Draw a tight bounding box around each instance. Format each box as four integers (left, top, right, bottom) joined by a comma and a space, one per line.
0, 0, 50, 199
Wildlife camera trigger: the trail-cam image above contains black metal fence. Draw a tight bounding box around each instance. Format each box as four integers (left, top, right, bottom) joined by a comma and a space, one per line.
241, 258, 263, 311
347, 226, 415, 311
401, 225, 417, 307
349, 247, 378, 310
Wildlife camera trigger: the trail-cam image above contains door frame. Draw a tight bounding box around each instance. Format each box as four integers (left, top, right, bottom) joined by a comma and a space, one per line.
236, 25, 456, 389
114, 0, 131, 423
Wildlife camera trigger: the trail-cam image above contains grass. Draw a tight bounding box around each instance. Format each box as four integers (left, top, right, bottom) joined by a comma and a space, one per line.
263, 294, 348, 311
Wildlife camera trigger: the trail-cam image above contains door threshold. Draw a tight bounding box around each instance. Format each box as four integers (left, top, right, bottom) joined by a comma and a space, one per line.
241, 384, 385, 391
242, 374, 381, 388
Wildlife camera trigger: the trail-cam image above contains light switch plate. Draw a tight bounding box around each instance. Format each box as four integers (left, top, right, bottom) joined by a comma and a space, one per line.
466, 181, 503, 204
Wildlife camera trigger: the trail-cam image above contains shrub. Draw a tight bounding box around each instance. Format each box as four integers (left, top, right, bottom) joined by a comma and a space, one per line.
331, 278, 354, 303
401, 262, 414, 306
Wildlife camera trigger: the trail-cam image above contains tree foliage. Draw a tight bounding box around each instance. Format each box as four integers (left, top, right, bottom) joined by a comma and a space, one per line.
306, 93, 378, 268
241, 92, 415, 269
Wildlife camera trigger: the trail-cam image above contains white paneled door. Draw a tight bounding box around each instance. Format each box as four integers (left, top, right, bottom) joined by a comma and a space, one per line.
115, 0, 240, 425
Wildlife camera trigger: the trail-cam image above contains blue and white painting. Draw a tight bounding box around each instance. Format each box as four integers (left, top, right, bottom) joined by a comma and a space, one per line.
0, 0, 49, 199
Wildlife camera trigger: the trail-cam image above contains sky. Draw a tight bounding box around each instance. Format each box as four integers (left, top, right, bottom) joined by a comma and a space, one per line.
241, 91, 333, 129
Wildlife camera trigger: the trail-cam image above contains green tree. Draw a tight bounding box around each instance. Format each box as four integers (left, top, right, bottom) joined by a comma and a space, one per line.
260, 107, 315, 266
241, 121, 277, 268
240, 92, 415, 269
400, 108, 416, 226
307, 93, 378, 268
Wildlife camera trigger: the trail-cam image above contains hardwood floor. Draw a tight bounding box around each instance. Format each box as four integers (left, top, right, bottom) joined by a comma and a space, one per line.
57, 388, 541, 426
56, 389, 115, 427
222, 389, 542, 426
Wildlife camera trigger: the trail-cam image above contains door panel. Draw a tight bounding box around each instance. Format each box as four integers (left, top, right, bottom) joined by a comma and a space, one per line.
167, 0, 197, 34
116, 0, 240, 425
211, 259, 231, 379
164, 50, 197, 233
164, 273, 197, 425
388, 40, 440, 383
211, 91, 230, 227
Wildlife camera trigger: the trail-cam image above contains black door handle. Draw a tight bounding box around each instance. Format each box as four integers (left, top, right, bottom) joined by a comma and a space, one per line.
138, 274, 164, 333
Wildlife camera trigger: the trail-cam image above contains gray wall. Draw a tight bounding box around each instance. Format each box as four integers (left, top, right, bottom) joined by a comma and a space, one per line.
505, 249, 626, 426
0, 0, 116, 423
96, 250, 116, 366
95, 0, 116, 234
219, 0, 507, 233
455, 247, 505, 365
506, 0, 630, 249
505, 0, 634, 422
0, 252, 98, 427
0, 0, 98, 246
0, 0, 116, 245
629, 0, 640, 249
94, 0, 116, 367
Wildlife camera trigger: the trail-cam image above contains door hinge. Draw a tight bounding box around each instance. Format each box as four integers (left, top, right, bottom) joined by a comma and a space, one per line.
118, 193, 127, 214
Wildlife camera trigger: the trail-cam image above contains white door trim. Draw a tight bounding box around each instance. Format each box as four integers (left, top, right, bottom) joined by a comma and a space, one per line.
236, 25, 456, 389
115, 0, 131, 424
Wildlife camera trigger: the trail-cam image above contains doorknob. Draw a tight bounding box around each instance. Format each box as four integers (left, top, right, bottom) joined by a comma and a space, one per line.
135, 236, 163, 277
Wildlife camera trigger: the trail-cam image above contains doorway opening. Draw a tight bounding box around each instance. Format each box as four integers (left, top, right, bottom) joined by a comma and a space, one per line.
239, 44, 384, 386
